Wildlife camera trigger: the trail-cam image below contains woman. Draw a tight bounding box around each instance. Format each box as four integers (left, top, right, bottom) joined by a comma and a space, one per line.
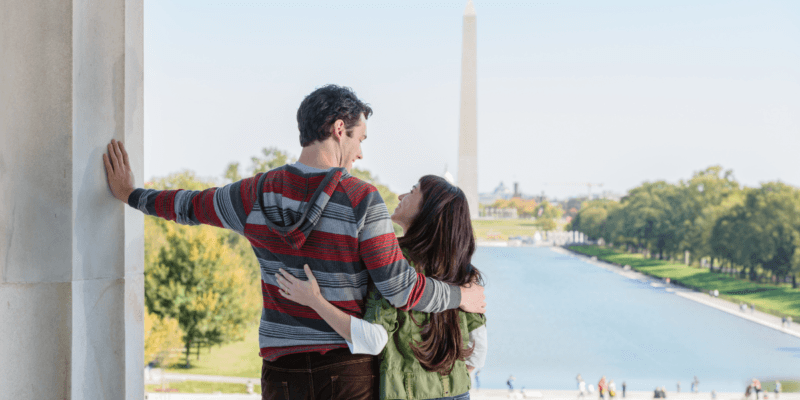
276, 175, 487, 400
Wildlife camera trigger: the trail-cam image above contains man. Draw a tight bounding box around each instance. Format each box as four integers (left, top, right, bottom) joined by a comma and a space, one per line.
103, 85, 486, 399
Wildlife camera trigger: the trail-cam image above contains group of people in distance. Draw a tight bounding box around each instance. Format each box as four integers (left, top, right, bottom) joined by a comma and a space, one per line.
745, 378, 783, 400
103, 85, 488, 400
577, 374, 623, 399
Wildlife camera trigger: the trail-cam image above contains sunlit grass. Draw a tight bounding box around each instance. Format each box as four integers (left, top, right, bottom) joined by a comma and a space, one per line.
165, 323, 262, 378
569, 245, 800, 320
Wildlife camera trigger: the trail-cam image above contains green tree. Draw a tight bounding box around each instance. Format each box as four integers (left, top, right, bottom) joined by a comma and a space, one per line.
144, 171, 259, 367
535, 201, 563, 231
619, 181, 682, 258
677, 166, 742, 265
572, 199, 620, 241
224, 147, 297, 183
145, 310, 183, 367
146, 224, 259, 367
250, 147, 296, 175
712, 182, 800, 285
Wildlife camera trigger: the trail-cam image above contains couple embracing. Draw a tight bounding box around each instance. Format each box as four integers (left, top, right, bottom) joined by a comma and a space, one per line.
103, 85, 488, 399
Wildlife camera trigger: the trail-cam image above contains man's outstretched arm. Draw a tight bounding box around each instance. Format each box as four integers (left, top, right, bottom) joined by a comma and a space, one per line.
103, 139, 254, 233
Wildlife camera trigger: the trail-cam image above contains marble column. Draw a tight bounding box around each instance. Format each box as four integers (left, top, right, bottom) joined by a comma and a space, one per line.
458, 0, 479, 218
0, 0, 144, 398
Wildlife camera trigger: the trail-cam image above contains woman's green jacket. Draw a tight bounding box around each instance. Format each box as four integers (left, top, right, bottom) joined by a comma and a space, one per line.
363, 266, 486, 400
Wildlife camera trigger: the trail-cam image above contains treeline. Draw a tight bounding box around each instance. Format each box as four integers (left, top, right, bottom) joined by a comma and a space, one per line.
570, 166, 800, 288
144, 148, 402, 367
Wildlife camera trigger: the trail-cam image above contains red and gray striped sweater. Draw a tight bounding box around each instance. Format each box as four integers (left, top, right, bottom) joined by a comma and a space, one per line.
129, 164, 460, 360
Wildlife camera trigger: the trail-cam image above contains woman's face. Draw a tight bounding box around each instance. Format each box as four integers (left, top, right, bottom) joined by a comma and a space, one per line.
391, 182, 423, 233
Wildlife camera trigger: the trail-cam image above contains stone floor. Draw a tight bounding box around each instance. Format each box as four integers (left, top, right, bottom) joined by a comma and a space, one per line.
143, 390, 800, 400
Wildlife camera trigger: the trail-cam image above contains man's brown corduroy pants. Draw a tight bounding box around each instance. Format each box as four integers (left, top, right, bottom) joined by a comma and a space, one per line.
261, 348, 377, 400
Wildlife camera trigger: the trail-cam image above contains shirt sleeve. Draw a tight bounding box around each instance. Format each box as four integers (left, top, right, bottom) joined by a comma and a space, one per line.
353, 187, 460, 313
126, 174, 260, 234
465, 325, 488, 369
345, 316, 389, 356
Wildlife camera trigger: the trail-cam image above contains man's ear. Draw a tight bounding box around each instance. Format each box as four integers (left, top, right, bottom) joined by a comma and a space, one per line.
331, 119, 345, 142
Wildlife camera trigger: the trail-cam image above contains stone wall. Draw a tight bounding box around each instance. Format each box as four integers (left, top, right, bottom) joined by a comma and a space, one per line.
0, 1, 144, 398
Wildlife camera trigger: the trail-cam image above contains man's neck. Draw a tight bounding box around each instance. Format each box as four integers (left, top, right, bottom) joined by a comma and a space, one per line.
297, 142, 340, 170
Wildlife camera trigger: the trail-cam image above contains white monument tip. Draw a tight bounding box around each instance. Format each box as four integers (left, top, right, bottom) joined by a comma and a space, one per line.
464, 0, 476, 16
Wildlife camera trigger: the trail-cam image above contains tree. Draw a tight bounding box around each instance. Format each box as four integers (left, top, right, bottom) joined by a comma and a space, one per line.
572, 199, 620, 241
678, 166, 742, 265
224, 147, 297, 183
712, 182, 800, 284
146, 223, 259, 367
534, 201, 563, 231
617, 181, 682, 258
144, 172, 259, 367
144, 310, 183, 367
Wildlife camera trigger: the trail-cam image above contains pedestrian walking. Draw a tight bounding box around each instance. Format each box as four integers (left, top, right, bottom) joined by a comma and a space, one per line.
599, 376, 607, 400
775, 381, 781, 399
476, 369, 481, 390
692, 376, 700, 393
579, 379, 587, 399
508, 375, 516, 391
677, 381, 681, 393
622, 382, 627, 398
753, 378, 762, 400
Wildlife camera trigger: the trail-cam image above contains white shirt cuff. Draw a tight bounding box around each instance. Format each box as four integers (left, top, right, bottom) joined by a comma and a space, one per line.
345, 316, 389, 356
465, 325, 488, 369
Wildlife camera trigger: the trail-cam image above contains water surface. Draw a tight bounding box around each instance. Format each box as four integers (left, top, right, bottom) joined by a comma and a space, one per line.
474, 246, 800, 391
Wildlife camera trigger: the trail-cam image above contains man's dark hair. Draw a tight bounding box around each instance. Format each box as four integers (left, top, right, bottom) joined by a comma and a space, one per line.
296, 85, 373, 147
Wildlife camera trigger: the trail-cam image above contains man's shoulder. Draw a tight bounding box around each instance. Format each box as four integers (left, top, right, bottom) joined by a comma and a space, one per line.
338, 173, 381, 204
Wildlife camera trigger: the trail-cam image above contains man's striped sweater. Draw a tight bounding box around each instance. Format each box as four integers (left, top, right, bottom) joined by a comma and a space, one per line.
128, 163, 460, 361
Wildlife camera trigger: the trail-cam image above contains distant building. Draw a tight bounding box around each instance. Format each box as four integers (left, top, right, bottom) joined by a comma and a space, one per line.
480, 181, 536, 204
479, 181, 514, 204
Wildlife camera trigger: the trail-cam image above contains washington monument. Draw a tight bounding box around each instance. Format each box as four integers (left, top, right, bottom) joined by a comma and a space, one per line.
458, 0, 479, 218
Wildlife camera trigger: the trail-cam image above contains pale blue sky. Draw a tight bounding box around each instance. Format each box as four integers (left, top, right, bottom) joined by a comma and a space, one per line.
144, 0, 800, 199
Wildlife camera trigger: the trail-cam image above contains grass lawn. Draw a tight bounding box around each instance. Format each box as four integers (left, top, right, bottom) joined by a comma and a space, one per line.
569, 245, 800, 320
146, 381, 259, 394
165, 323, 262, 378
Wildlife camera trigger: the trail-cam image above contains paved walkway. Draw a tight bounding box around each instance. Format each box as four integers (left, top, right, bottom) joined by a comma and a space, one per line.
471, 389, 800, 400
144, 389, 799, 400
146, 371, 257, 385
553, 247, 800, 339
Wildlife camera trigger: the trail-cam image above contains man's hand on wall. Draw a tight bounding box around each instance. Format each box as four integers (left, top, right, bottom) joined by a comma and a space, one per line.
103, 139, 135, 203
459, 283, 486, 314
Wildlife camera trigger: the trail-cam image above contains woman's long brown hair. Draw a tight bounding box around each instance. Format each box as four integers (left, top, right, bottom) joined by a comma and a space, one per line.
398, 175, 483, 376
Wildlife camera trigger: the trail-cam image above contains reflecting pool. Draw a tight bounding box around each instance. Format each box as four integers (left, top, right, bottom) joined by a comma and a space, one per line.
474, 246, 800, 391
